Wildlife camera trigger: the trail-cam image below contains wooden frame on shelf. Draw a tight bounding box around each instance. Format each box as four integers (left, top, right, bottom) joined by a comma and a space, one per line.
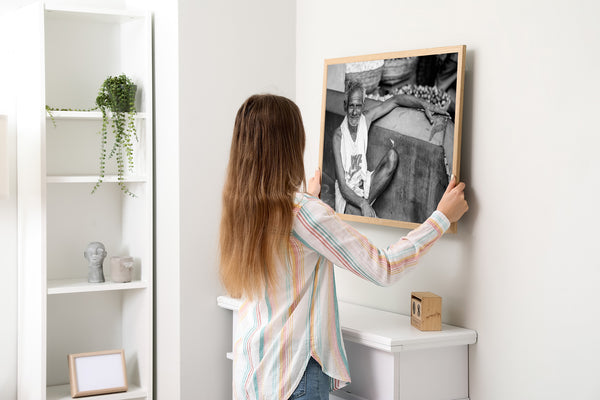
319, 45, 465, 231
68, 349, 128, 398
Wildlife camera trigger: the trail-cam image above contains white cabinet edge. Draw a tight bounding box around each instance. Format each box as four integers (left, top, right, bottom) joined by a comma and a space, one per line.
217, 295, 243, 311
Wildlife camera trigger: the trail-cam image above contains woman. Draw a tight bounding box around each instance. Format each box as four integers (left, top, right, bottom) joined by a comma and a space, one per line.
219, 94, 468, 399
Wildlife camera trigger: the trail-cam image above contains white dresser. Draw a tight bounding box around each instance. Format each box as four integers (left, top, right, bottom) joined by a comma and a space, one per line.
217, 296, 477, 400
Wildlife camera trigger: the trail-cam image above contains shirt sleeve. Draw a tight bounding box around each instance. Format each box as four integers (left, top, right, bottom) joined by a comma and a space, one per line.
292, 197, 450, 286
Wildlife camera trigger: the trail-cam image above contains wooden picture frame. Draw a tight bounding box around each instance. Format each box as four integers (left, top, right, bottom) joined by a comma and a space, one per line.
68, 349, 128, 398
319, 45, 465, 231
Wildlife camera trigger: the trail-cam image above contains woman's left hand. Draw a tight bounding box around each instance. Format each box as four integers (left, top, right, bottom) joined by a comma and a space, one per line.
308, 168, 321, 197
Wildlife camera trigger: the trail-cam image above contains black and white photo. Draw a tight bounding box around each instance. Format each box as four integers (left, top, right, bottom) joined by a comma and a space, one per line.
319, 46, 465, 229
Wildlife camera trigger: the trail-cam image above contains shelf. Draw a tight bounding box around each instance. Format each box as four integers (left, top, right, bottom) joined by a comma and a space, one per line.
46, 175, 148, 184
48, 278, 148, 295
47, 384, 147, 400
46, 111, 148, 120
44, 3, 147, 23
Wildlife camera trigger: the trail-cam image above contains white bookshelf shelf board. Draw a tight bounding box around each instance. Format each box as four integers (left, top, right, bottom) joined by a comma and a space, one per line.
46, 175, 148, 184
46, 111, 147, 120
44, 3, 147, 23
47, 278, 148, 295
47, 384, 147, 400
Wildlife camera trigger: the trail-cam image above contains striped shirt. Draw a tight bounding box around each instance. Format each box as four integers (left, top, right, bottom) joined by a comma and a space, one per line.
233, 192, 450, 399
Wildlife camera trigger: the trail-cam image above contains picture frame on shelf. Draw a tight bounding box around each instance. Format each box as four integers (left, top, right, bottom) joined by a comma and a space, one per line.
319, 45, 465, 230
68, 349, 128, 398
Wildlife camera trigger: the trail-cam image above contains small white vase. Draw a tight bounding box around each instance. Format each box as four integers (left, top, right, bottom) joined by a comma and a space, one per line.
110, 256, 135, 283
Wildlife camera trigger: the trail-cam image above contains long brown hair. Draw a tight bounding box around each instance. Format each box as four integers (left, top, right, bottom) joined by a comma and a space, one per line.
219, 94, 306, 299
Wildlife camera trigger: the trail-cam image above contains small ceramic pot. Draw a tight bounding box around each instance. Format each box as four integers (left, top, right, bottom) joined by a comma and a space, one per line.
110, 256, 134, 283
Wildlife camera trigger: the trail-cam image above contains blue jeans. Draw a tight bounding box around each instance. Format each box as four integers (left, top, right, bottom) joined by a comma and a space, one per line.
288, 357, 330, 399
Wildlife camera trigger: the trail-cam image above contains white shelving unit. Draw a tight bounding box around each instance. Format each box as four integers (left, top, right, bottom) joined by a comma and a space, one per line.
14, 2, 153, 399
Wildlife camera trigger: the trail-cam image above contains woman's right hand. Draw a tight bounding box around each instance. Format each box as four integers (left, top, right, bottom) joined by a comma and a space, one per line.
436, 175, 469, 223
308, 168, 321, 197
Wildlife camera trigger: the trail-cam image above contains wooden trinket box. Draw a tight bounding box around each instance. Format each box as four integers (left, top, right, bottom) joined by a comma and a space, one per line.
411, 292, 441, 331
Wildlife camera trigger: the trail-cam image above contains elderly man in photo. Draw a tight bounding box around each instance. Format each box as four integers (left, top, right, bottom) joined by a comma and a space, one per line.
333, 80, 448, 218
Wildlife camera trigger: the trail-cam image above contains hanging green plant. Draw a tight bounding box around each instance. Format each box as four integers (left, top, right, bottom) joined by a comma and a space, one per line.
92, 74, 138, 197
45, 74, 139, 197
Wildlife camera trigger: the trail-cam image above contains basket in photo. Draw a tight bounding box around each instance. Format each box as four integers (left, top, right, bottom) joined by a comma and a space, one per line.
381, 57, 418, 86
345, 60, 384, 93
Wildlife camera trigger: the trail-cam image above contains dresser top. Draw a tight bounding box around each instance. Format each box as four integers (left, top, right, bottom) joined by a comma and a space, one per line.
217, 296, 477, 353
338, 301, 476, 352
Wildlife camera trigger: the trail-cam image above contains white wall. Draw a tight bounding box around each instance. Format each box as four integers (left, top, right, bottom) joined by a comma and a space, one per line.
0, 9, 18, 398
176, 0, 296, 398
297, 0, 600, 398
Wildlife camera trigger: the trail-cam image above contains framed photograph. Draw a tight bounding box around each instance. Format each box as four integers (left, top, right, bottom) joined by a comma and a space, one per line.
319, 45, 465, 230
68, 349, 128, 398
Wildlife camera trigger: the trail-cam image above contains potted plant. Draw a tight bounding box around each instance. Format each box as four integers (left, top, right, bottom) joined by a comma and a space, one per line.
93, 74, 138, 197
46, 74, 139, 196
